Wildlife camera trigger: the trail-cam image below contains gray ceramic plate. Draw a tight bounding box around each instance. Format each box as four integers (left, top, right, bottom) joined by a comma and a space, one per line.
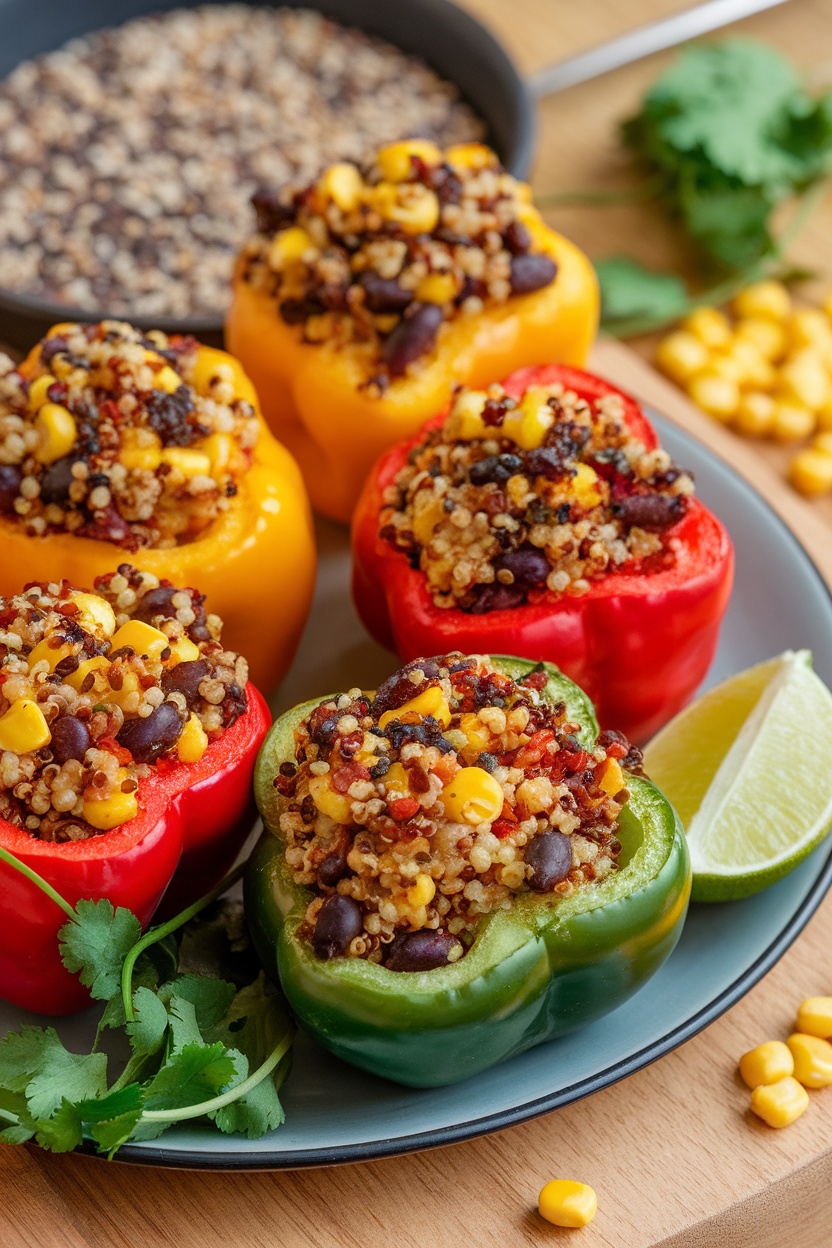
4, 413, 832, 1170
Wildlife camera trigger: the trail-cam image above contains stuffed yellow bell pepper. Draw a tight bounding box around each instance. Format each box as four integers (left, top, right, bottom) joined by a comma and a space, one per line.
0, 321, 315, 691
226, 140, 599, 523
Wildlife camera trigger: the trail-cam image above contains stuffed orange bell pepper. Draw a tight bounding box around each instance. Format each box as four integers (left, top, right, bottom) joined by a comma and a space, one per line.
226, 140, 599, 523
0, 321, 315, 691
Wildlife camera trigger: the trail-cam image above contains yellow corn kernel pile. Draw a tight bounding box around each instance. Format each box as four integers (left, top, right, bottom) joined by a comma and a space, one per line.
655, 281, 832, 498
740, 993, 832, 1129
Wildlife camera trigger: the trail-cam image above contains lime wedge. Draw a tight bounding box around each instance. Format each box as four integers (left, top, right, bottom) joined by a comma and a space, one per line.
643, 650, 832, 901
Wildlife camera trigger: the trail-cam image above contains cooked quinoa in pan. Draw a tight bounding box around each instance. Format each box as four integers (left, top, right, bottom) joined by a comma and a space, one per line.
274, 654, 641, 971
0, 566, 248, 842
239, 142, 558, 386
380, 380, 696, 611
0, 321, 258, 551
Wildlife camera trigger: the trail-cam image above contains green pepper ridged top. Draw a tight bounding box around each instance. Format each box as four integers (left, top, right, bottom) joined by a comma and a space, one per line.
245, 655, 690, 1088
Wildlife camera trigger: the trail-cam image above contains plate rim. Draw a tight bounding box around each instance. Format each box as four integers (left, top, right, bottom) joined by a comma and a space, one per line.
41, 413, 832, 1168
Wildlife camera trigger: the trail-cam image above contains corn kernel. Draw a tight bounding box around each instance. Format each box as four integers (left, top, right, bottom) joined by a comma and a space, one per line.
202, 433, 235, 475
786, 1033, 832, 1088
734, 317, 787, 361
789, 307, 832, 352
406, 873, 436, 908
779, 349, 830, 411
687, 372, 740, 421
735, 392, 776, 438
683, 306, 732, 350
441, 767, 504, 825
750, 1076, 809, 1128
415, 273, 458, 304
268, 226, 314, 268
411, 496, 446, 546
190, 348, 258, 406
457, 713, 493, 761
121, 440, 162, 472
732, 281, 791, 322
447, 390, 489, 440
318, 161, 364, 211
570, 462, 603, 507
771, 400, 816, 444
177, 713, 208, 763
796, 997, 832, 1039
65, 655, 110, 693
83, 773, 138, 831
739, 1040, 794, 1089
655, 330, 709, 384
382, 761, 410, 797
817, 399, 832, 433
110, 620, 170, 661
789, 448, 832, 498
161, 448, 212, 477
598, 757, 625, 797
538, 1180, 597, 1229
0, 698, 51, 753
729, 340, 776, 390
376, 140, 441, 183
444, 143, 494, 171
70, 593, 116, 638
814, 431, 832, 456
376, 184, 440, 235
27, 373, 56, 412
26, 638, 76, 672
308, 774, 352, 824
378, 686, 452, 730
154, 365, 182, 394
34, 403, 77, 464
165, 636, 201, 667
502, 388, 555, 450
103, 671, 141, 711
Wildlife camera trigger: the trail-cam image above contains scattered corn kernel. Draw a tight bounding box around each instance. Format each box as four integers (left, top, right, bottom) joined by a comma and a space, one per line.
160, 447, 212, 477
177, 713, 208, 763
735, 392, 776, 438
788, 307, 832, 352
732, 280, 791, 322
202, 432, 235, 475
597, 757, 625, 798
154, 365, 182, 394
789, 447, 832, 498
448, 390, 489, 440
687, 372, 740, 421
441, 767, 504, 825
796, 997, 832, 1039
26, 638, 76, 673
771, 400, 816, 444
376, 139, 441, 183
34, 403, 77, 464
786, 1033, 832, 1088
728, 340, 776, 390
749, 1076, 809, 1128
683, 306, 732, 350
779, 349, 830, 411
70, 592, 116, 638
318, 161, 364, 212
502, 389, 556, 450
655, 330, 710, 384
0, 698, 51, 753
538, 1180, 597, 1229
120, 441, 162, 471
378, 183, 440, 234
415, 272, 458, 304
457, 712, 493, 759
83, 773, 138, 831
269, 226, 314, 267
165, 636, 201, 666
739, 1040, 794, 1089
111, 620, 170, 661
27, 373, 56, 412
382, 761, 410, 797
734, 317, 787, 361
308, 774, 352, 824
378, 686, 452, 730
708, 352, 746, 385
406, 873, 436, 908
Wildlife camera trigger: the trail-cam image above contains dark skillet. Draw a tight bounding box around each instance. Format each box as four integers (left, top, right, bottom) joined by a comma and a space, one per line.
0, 0, 535, 348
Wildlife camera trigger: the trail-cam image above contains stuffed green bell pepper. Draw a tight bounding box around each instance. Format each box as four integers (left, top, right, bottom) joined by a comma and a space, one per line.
245, 653, 690, 1088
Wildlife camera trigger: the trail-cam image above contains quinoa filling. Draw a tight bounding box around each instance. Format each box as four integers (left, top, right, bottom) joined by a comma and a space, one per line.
0, 565, 248, 842
380, 381, 696, 611
0, 321, 258, 550
239, 142, 558, 388
275, 655, 641, 972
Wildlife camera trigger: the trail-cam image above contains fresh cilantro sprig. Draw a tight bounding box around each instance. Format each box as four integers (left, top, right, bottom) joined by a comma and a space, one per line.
0, 848, 295, 1157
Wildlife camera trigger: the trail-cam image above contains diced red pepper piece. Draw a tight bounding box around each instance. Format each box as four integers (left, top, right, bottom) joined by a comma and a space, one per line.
388, 796, 420, 822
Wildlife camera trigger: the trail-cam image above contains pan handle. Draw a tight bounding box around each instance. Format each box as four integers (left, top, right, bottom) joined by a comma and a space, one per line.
528, 0, 791, 98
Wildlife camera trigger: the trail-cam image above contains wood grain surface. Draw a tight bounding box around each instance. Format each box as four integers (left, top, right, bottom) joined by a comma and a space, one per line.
4, 2, 832, 1246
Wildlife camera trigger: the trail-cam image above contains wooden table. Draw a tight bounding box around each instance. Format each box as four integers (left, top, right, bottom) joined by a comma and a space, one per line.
4, 2, 832, 1245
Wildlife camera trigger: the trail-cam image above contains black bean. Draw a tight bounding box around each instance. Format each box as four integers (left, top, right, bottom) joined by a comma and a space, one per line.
509, 254, 558, 295
251, 186, 294, 234
525, 830, 572, 892
359, 272, 414, 314
384, 929, 464, 973
311, 894, 363, 960
468, 453, 523, 486
524, 447, 567, 480
39, 456, 77, 505
613, 493, 685, 532
0, 465, 22, 512
383, 303, 443, 377
475, 752, 498, 773
467, 583, 526, 614
503, 220, 531, 255
40, 335, 69, 364
318, 843, 351, 888
493, 544, 551, 589
145, 386, 207, 448
372, 660, 442, 716
50, 716, 91, 764
133, 586, 177, 623
161, 659, 210, 707
117, 702, 184, 763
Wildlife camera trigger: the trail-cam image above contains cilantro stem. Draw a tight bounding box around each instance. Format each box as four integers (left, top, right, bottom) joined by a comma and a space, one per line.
0, 845, 75, 920
120, 861, 246, 1022
0, 1109, 19, 1124
139, 1023, 295, 1123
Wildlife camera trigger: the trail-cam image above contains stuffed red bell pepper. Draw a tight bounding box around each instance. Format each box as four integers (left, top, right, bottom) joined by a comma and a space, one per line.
352, 364, 734, 742
0, 565, 270, 1015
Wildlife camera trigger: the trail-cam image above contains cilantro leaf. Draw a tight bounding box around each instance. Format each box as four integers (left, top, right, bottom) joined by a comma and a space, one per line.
209, 977, 292, 1138
0, 1025, 107, 1118
125, 986, 169, 1057
142, 1042, 237, 1112
59, 899, 141, 1001
34, 1100, 84, 1153
596, 256, 690, 329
